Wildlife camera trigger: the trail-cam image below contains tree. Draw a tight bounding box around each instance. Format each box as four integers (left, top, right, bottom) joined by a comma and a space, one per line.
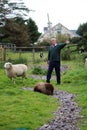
27, 18, 41, 45
76, 22, 87, 36
8, 0, 30, 19
56, 34, 68, 43
81, 32, 87, 51
0, 0, 9, 27
0, 0, 29, 26
76, 22, 87, 51
2, 18, 29, 46
0, 0, 31, 46
0, 1, 41, 47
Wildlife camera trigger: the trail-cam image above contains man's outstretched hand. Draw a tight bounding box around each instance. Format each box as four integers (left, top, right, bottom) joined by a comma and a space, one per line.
65, 40, 70, 44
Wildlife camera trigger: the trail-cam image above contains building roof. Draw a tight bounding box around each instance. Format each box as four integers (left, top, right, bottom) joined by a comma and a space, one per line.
39, 23, 80, 42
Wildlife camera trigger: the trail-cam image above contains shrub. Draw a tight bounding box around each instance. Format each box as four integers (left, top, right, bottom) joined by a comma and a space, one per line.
61, 47, 71, 60
12, 57, 28, 65
0, 61, 5, 69
32, 66, 47, 75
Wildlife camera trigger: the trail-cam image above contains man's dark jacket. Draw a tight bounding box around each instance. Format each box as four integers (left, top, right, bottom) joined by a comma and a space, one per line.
48, 43, 66, 61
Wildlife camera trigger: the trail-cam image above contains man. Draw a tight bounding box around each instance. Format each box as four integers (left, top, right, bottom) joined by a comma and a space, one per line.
46, 37, 69, 85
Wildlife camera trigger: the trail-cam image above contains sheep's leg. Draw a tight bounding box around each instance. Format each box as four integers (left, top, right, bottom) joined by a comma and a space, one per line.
12, 78, 15, 84
22, 77, 25, 82
22, 73, 27, 82
22, 76, 27, 82
9, 76, 15, 84
13, 80, 15, 84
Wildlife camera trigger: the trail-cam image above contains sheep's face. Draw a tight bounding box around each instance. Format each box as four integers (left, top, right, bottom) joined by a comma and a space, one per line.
4, 62, 12, 70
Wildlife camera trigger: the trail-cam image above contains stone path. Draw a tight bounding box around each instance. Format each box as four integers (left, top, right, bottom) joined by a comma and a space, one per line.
23, 86, 83, 130
24, 65, 82, 130
30, 65, 68, 80
36, 90, 82, 130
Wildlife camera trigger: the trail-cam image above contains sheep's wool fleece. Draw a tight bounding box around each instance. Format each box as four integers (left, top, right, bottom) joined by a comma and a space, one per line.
12, 64, 27, 74
4, 63, 27, 77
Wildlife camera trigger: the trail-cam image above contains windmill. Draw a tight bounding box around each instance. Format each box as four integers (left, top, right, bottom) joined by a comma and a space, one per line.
47, 13, 52, 30
43, 13, 52, 35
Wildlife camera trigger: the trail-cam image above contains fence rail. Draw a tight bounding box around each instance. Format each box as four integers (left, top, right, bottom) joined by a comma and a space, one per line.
0, 44, 79, 63
0, 46, 49, 63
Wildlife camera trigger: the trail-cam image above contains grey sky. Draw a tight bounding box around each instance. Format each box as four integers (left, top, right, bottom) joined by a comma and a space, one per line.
23, 0, 87, 33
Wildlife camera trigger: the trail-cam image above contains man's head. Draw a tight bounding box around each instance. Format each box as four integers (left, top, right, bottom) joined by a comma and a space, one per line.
51, 38, 56, 46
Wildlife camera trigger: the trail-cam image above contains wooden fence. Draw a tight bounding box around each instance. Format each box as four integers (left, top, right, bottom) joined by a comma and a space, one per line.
0, 46, 49, 63
0, 45, 4, 61
0, 44, 79, 63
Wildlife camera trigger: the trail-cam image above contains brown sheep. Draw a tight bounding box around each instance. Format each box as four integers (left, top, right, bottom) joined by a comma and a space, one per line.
34, 82, 54, 95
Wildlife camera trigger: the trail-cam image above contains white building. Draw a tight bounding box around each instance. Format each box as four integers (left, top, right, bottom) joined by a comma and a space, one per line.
39, 23, 80, 42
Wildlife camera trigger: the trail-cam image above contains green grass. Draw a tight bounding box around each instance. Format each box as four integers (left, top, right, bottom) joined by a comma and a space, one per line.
57, 60, 87, 130
0, 69, 58, 130
6, 51, 48, 63
1, 52, 87, 130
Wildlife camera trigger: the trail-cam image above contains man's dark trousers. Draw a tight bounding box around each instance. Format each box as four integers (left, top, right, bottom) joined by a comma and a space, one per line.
46, 61, 60, 84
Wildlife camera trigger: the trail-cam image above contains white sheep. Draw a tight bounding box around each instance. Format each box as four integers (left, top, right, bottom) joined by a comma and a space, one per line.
4, 62, 28, 83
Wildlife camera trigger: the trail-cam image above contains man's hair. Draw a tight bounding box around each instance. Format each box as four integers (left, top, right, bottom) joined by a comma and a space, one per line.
51, 37, 56, 41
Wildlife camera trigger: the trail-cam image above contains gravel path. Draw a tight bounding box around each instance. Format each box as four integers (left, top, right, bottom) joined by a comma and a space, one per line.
30, 65, 68, 80
24, 65, 82, 130
36, 90, 82, 130
23, 87, 82, 130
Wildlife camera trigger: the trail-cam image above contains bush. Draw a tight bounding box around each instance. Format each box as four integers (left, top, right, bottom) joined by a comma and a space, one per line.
61, 47, 71, 60
32, 66, 47, 75
0, 61, 5, 69
12, 57, 28, 65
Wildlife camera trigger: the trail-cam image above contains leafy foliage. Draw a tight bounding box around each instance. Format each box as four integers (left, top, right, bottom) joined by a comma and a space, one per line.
0, 0, 30, 46
0, 0, 10, 27
56, 34, 68, 43
75, 22, 87, 51
76, 22, 87, 36
61, 46, 71, 60
27, 18, 41, 45
12, 57, 28, 65
0, 0, 29, 27
32, 66, 47, 75
1, 18, 29, 46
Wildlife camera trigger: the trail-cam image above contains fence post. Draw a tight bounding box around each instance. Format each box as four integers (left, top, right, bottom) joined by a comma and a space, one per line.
3, 47, 6, 61
19, 49, 22, 59
0, 45, 3, 61
32, 48, 35, 63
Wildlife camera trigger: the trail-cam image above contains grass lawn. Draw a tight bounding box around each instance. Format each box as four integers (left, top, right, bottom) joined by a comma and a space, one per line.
58, 60, 87, 130
0, 52, 87, 130
0, 69, 59, 130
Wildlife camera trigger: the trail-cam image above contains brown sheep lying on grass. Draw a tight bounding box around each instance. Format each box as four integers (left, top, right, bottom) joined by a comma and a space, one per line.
34, 82, 54, 95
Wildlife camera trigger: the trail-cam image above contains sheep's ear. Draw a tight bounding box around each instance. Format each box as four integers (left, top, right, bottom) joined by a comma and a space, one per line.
9, 63, 12, 69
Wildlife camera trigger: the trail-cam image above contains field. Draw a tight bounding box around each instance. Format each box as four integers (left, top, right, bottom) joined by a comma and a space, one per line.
0, 50, 87, 130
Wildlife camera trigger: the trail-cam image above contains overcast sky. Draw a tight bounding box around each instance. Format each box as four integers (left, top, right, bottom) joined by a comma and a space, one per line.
23, 0, 87, 33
